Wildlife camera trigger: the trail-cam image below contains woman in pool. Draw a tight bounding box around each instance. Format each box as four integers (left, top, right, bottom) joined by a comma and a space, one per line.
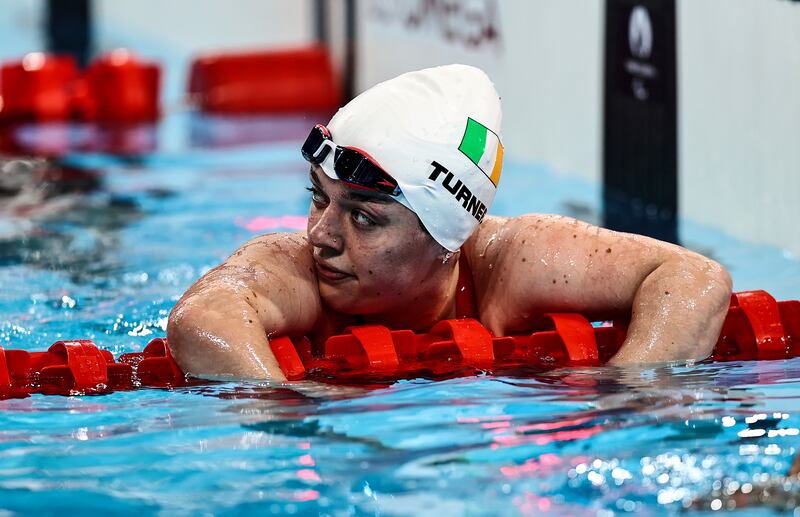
167, 64, 732, 380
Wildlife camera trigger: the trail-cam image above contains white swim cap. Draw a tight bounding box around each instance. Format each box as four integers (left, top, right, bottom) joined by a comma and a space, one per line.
319, 64, 504, 252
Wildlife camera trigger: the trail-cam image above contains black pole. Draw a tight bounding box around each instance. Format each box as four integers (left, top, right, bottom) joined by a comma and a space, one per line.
602, 0, 678, 243
46, 0, 93, 68
314, 0, 328, 45
343, 0, 357, 102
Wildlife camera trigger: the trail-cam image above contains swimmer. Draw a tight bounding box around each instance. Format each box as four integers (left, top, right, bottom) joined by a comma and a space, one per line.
0, 159, 100, 220
167, 64, 732, 380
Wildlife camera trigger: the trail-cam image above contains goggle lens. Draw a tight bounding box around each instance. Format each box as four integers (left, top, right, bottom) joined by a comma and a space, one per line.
301, 124, 400, 196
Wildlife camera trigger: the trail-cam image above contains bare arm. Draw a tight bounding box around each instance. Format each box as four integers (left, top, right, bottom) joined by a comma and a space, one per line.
167, 232, 321, 380
469, 214, 732, 363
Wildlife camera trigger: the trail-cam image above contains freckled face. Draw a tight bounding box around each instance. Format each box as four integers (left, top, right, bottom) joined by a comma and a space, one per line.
306, 166, 444, 314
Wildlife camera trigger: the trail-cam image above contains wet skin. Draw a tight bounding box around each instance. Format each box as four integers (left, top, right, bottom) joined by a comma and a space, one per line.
167, 166, 732, 381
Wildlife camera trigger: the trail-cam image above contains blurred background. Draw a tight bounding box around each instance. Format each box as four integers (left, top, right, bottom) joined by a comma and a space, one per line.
0, 0, 798, 255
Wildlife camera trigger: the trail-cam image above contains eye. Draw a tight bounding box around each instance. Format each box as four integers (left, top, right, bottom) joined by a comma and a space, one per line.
306, 186, 327, 206
351, 209, 376, 227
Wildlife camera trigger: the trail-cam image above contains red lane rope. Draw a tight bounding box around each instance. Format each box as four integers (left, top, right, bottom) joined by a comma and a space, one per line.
1, 290, 798, 400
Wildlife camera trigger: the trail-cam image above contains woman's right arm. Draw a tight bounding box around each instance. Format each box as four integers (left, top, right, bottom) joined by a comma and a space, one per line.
166, 232, 321, 381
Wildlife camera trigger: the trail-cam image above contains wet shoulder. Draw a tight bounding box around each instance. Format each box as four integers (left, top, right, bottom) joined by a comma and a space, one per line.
461, 214, 563, 306
226, 231, 317, 287
227, 230, 322, 325
227, 232, 354, 343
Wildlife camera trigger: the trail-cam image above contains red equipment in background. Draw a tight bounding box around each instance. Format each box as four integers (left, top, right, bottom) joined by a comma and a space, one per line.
1, 290, 799, 400
188, 46, 341, 114
0, 51, 160, 123
0, 53, 79, 121
81, 49, 160, 122
0, 46, 341, 120
0, 46, 341, 153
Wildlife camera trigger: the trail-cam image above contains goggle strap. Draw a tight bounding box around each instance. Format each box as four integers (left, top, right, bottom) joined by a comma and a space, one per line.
313, 140, 336, 162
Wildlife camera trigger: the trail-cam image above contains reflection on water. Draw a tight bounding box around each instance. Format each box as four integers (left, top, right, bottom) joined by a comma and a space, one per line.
150, 362, 800, 515
2, 325, 800, 514
5, 359, 799, 515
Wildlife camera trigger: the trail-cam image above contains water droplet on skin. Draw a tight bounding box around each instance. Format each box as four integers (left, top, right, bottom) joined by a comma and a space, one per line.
481, 233, 497, 257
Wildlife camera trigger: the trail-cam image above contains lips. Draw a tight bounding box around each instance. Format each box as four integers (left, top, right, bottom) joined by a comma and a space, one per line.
314, 259, 353, 282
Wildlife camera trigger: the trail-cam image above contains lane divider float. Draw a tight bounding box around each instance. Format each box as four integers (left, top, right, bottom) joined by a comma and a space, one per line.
187, 45, 341, 114
1, 290, 799, 399
0, 50, 159, 123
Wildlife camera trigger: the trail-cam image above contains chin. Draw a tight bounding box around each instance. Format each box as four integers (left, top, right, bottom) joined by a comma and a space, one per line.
319, 286, 388, 315
317, 284, 357, 312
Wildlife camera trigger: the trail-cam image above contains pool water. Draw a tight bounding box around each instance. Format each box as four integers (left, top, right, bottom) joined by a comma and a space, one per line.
2, 115, 800, 516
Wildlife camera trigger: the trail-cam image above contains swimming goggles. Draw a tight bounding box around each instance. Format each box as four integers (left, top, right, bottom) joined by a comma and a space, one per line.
301, 124, 402, 196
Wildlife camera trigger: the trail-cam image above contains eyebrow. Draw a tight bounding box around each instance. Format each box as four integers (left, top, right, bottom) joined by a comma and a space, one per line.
309, 169, 394, 205
343, 189, 394, 204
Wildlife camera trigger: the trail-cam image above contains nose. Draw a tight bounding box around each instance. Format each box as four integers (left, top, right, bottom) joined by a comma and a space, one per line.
307, 204, 344, 255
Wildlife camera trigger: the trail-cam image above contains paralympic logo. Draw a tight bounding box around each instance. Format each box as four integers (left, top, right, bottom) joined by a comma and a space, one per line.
628, 5, 653, 60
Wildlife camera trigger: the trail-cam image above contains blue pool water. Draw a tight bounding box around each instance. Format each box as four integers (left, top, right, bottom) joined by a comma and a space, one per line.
2, 115, 800, 516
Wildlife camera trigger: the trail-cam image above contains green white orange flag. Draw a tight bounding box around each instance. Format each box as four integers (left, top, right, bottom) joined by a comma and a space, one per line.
458, 117, 504, 186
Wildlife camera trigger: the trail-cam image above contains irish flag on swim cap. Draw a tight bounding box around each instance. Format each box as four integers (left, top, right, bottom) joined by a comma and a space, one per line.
324, 64, 503, 252
459, 117, 504, 187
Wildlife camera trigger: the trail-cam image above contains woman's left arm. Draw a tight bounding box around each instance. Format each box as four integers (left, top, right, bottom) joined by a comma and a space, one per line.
473, 214, 732, 363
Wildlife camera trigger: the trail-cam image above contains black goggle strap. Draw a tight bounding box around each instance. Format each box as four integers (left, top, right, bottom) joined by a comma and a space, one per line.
311, 139, 336, 163
302, 125, 336, 164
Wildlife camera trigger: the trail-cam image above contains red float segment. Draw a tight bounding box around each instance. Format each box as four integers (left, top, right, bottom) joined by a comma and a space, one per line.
488, 336, 518, 359
4, 341, 127, 394
0, 53, 79, 121
323, 327, 415, 373
715, 291, 799, 361
733, 290, 788, 358
0, 346, 10, 392
118, 338, 186, 386
515, 330, 564, 367
47, 340, 109, 390
780, 301, 800, 344
388, 330, 418, 362
427, 319, 495, 363
715, 306, 759, 361
187, 46, 341, 114
532, 313, 601, 365
349, 326, 401, 368
292, 336, 315, 364
327, 325, 401, 369
82, 50, 160, 122
0, 338, 187, 400
0, 50, 160, 123
594, 326, 627, 363
269, 336, 307, 381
